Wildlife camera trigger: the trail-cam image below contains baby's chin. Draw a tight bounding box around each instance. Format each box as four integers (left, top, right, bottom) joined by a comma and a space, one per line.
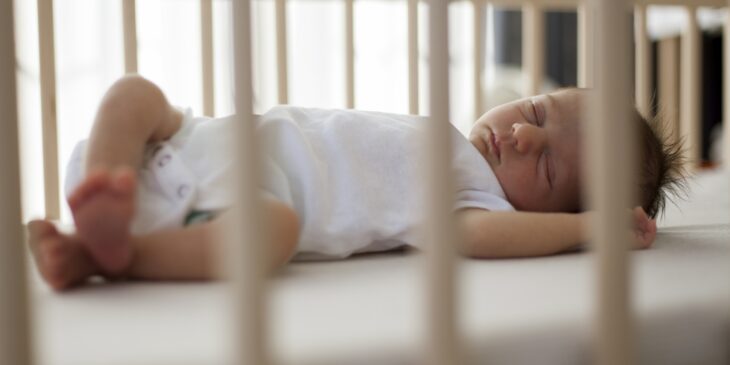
491, 170, 517, 203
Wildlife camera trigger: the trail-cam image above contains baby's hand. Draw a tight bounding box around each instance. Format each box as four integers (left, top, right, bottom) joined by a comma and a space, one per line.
632, 206, 656, 250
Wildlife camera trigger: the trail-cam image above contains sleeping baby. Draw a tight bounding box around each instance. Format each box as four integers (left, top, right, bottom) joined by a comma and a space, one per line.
27, 75, 686, 290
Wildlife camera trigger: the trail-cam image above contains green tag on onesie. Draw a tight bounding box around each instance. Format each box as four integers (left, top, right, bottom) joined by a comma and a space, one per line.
184, 210, 220, 226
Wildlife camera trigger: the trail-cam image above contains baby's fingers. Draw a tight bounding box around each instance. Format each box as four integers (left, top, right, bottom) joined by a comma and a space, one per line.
632, 207, 656, 249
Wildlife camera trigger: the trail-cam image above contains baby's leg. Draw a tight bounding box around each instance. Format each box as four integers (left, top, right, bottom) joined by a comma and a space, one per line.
85, 75, 183, 170
127, 197, 300, 280
70, 75, 183, 275
67, 168, 136, 274
27, 220, 100, 291
28, 196, 300, 288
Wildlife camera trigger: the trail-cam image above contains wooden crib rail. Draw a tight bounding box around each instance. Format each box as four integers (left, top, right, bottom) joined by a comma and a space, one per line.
0, 0, 33, 364
202, 0, 216, 115
724, 12, 728, 268
522, 2, 545, 96
409, 0, 420, 114
345, 0, 356, 108
577, 2, 594, 87
31, 0, 723, 220
485, 0, 725, 5
229, 1, 271, 364
123, 0, 138, 73
4, 0, 730, 364
682, 5, 702, 168
424, 0, 459, 363
38, 0, 60, 220
635, 4, 651, 117
589, 0, 635, 363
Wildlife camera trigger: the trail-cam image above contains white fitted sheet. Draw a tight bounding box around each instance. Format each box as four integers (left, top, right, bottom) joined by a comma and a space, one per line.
32, 169, 730, 365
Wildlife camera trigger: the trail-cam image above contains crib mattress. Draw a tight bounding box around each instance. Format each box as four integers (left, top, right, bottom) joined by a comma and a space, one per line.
32, 170, 730, 365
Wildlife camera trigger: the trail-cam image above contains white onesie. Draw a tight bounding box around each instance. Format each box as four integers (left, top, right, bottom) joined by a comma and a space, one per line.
66, 106, 514, 260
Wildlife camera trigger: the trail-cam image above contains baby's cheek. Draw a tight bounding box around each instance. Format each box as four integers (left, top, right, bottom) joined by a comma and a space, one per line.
501, 185, 533, 211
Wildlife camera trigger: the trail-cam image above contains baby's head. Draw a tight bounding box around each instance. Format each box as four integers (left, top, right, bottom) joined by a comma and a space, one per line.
469, 88, 685, 218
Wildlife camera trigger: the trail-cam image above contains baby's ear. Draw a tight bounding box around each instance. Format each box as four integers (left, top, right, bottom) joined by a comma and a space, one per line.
629, 207, 653, 249
632, 206, 654, 231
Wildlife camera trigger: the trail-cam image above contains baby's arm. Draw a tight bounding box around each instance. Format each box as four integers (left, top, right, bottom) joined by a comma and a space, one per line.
456, 208, 656, 258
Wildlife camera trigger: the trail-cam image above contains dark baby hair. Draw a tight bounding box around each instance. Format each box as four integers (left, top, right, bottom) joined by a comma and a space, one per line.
634, 108, 688, 218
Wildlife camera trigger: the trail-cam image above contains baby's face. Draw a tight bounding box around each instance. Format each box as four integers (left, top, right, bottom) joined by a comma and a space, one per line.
469, 89, 584, 212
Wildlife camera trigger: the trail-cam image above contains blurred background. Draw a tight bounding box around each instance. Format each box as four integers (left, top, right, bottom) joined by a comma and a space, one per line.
13, 0, 726, 222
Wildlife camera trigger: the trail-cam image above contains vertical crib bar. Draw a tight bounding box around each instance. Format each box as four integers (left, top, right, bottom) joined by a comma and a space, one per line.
725, 1, 730, 166
589, 0, 634, 364
275, 0, 289, 104
578, 2, 593, 88
424, 0, 457, 364
658, 37, 679, 143
37, 0, 60, 219
345, 0, 355, 108
123, 0, 138, 73
408, 0, 419, 114
681, 6, 701, 169
473, 0, 484, 120
229, 0, 270, 364
522, 3, 543, 96
0, 2, 33, 364
201, 0, 215, 116
634, 4, 651, 117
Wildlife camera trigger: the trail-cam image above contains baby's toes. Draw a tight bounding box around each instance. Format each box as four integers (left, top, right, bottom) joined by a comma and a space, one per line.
27, 220, 57, 246
67, 170, 111, 211
39, 238, 79, 290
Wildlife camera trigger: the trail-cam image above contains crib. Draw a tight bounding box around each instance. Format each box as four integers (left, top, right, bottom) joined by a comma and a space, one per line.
1, 0, 729, 364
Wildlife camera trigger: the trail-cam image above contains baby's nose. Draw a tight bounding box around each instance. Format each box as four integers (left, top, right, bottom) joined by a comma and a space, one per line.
511, 123, 544, 154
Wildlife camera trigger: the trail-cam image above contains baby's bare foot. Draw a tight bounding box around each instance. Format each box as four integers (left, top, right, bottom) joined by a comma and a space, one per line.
27, 220, 99, 291
68, 167, 136, 275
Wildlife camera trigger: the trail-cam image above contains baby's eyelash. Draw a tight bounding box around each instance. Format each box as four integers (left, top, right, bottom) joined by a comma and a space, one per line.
529, 100, 540, 126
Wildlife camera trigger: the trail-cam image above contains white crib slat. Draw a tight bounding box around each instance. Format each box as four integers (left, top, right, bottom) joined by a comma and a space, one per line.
123, 0, 138, 73
345, 0, 355, 108
275, 0, 289, 104
634, 4, 651, 117
408, 0, 419, 114
578, 2, 593, 88
229, 0, 270, 364
424, 0, 458, 364
473, 0, 484, 120
201, 0, 215, 116
522, 3, 543, 96
589, 0, 635, 364
681, 6, 701, 169
37, 0, 60, 219
657, 38, 680, 145
722, 0, 730, 166
0, 1, 33, 364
